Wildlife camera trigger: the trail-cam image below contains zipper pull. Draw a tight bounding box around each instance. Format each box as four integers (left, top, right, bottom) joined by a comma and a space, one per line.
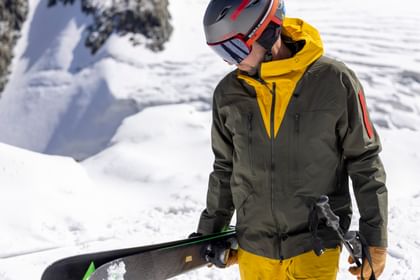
257, 76, 266, 85
295, 113, 300, 133
248, 113, 253, 131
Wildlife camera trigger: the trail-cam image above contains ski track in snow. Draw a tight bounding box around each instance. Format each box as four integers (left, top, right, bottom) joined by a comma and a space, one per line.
0, 0, 420, 279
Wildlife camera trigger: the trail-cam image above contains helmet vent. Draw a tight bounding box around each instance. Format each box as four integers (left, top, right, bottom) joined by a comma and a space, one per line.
216, 6, 232, 22
246, 0, 260, 9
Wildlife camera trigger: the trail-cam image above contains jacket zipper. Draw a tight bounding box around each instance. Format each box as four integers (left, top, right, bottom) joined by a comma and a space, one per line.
271, 84, 276, 198
247, 112, 255, 175
294, 113, 300, 187
270, 82, 284, 259
247, 77, 283, 258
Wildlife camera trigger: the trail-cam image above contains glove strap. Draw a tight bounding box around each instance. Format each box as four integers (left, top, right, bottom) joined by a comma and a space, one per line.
359, 233, 376, 280
308, 204, 325, 256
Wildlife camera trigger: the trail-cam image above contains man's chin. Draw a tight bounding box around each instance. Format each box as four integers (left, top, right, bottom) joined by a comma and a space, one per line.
238, 65, 258, 76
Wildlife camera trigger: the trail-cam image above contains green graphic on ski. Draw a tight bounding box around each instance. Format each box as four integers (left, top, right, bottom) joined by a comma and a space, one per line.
82, 262, 95, 280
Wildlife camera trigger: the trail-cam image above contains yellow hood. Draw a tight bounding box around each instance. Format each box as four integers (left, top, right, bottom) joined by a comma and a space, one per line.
261, 17, 324, 79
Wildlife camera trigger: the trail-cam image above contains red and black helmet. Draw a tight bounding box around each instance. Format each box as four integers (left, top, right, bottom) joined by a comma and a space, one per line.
203, 0, 286, 64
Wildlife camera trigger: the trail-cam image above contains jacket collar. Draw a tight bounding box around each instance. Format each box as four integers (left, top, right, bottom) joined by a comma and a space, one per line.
256, 17, 324, 81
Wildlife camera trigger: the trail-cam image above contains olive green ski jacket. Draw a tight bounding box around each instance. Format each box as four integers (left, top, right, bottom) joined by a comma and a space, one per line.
197, 18, 387, 260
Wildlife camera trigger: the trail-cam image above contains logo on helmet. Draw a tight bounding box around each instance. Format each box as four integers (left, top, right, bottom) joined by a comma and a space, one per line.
231, 0, 251, 21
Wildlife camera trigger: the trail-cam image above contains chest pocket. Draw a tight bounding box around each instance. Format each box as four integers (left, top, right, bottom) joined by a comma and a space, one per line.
228, 110, 257, 176
247, 112, 256, 176
288, 109, 340, 194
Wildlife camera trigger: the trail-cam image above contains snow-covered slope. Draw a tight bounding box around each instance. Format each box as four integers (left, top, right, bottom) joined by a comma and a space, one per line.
0, 142, 103, 259
1, 0, 419, 158
0, 0, 420, 279
0, 0, 226, 160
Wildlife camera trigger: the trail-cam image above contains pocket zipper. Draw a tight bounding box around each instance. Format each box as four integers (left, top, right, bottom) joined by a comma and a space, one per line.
247, 112, 255, 175
294, 113, 300, 186
295, 113, 300, 133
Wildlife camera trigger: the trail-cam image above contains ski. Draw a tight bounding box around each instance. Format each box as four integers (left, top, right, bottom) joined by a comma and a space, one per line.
41, 229, 236, 280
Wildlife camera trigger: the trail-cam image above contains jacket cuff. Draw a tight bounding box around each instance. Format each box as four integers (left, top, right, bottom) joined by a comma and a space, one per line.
359, 222, 388, 247
197, 220, 214, 235
197, 209, 231, 235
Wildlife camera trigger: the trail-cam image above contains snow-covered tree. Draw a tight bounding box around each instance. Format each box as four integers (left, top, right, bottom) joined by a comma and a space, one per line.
48, 0, 173, 54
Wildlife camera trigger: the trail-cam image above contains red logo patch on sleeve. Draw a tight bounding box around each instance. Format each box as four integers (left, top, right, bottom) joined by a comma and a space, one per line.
357, 90, 374, 139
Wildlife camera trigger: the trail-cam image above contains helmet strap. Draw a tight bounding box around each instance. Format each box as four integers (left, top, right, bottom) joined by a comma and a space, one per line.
264, 51, 273, 62
256, 22, 282, 51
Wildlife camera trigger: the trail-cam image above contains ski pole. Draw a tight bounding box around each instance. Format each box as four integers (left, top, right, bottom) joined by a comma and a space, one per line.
316, 195, 362, 267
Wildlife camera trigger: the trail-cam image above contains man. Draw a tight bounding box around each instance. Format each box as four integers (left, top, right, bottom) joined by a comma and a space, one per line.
195, 0, 388, 279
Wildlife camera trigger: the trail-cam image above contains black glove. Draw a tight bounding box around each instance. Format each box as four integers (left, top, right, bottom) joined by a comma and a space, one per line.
188, 232, 203, 239
203, 238, 238, 268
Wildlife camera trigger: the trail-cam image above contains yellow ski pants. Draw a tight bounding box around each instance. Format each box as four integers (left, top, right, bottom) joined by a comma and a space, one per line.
238, 247, 340, 280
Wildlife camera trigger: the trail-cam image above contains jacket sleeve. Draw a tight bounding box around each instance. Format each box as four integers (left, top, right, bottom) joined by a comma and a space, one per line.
338, 67, 388, 247
197, 88, 235, 235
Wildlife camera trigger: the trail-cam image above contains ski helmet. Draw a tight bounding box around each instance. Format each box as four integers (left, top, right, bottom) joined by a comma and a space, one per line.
203, 0, 286, 65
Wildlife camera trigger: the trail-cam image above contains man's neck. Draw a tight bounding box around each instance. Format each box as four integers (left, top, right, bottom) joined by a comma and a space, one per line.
271, 38, 292, 60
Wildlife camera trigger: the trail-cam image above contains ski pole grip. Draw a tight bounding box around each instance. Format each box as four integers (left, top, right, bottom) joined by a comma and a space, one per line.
316, 195, 340, 231
316, 195, 362, 268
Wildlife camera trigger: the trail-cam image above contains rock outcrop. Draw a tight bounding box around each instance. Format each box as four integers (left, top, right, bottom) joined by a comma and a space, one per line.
0, 0, 29, 94
0, 0, 172, 95
48, 0, 173, 54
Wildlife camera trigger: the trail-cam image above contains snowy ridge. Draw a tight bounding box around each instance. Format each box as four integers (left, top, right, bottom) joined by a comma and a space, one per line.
0, 0, 225, 160
0, 143, 106, 258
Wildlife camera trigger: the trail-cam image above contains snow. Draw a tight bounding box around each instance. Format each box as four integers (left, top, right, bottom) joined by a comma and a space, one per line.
0, 0, 420, 279
105, 261, 126, 280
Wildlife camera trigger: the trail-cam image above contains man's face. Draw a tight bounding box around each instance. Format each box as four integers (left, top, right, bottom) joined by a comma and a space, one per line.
237, 42, 267, 74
